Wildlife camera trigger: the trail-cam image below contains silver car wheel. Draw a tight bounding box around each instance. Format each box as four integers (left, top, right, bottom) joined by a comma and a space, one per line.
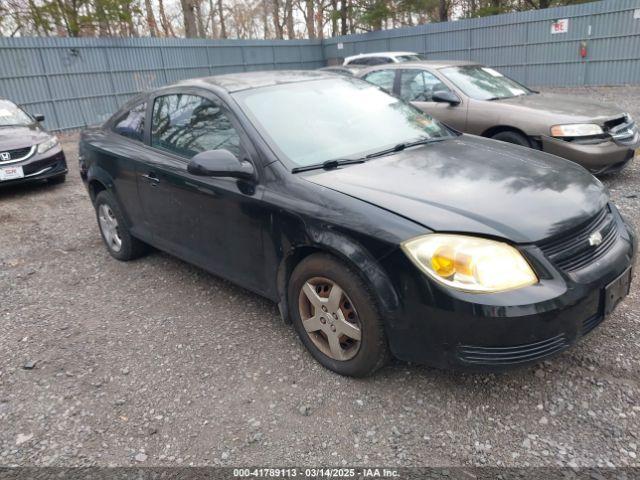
98, 204, 123, 253
298, 277, 362, 361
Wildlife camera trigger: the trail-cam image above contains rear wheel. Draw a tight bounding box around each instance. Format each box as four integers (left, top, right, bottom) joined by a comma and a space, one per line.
95, 190, 148, 261
288, 253, 389, 377
491, 130, 531, 147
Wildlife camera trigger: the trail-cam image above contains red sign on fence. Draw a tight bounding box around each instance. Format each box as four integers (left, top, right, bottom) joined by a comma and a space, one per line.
551, 18, 569, 34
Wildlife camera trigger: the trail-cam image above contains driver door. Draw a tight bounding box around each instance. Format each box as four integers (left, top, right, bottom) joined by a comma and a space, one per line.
137, 90, 268, 293
399, 69, 468, 131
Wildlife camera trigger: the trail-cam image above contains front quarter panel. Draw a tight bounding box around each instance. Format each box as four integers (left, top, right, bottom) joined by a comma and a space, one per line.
261, 161, 427, 324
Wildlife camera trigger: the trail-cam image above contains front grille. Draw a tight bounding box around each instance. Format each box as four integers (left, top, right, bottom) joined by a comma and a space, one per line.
582, 313, 604, 336
603, 116, 627, 130
537, 206, 618, 273
0, 146, 34, 163
604, 116, 638, 146
457, 334, 568, 366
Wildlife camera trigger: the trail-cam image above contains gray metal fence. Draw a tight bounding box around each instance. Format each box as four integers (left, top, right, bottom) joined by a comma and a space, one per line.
324, 0, 640, 88
0, 0, 639, 131
0, 37, 324, 130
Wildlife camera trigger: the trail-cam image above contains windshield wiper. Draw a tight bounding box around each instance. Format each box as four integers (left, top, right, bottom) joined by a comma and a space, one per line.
487, 93, 529, 101
365, 137, 447, 159
291, 158, 365, 173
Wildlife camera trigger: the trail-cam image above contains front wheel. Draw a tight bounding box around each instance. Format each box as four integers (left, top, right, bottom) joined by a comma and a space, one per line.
491, 130, 531, 147
288, 253, 389, 377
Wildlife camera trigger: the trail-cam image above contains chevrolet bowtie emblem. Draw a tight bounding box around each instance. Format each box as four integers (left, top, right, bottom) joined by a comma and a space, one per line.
588, 231, 603, 247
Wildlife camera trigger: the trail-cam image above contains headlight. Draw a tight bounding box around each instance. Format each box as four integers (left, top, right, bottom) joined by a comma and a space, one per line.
401, 234, 538, 293
550, 124, 603, 137
37, 135, 59, 154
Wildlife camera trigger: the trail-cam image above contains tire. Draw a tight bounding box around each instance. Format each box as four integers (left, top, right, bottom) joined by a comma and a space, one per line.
288, 253, 389, 377
491, 130, 531, 148
94, 190, 148, 261
47, 174, 66, 185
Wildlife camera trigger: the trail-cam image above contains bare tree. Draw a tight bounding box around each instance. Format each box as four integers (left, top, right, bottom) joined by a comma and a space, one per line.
272, 0, 283, 38
143, 0, 157, 36
194, 0, 205, 36
262, 0, 269, 37
302, 0, 315, 38
206, 0, 218, 37
330, 0, 337, 36
217, 0, 226, 38
340, 0, 347, 35
181, 0, 198, 37
157, 0, 175, 36
284, 0, 294, 38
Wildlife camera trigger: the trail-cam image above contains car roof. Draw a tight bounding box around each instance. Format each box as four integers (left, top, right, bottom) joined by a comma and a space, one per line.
320, 65, 364, 70
319, 65, 365, 74
364, 59, 480, 70
176, 70, 340, 93
345, 51, 418, 60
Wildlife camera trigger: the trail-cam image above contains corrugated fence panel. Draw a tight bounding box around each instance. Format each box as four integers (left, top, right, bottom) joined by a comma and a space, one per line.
0, 37, 324, 130
0, 0, 638, 131
324, 0, 640, 88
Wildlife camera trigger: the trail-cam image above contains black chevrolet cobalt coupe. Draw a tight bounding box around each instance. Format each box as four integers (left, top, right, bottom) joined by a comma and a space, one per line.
0, 99, 67, 186
79, 71, 636, 376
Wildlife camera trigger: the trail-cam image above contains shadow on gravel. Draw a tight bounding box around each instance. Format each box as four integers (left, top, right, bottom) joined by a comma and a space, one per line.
0, 179, 64, 199
134, 249, 555, 390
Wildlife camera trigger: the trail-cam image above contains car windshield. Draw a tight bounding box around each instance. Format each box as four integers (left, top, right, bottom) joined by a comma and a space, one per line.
0, 100, 33, 127
396, 54, 424, 62
440, 65, 532, 100
234, 77, 455, 168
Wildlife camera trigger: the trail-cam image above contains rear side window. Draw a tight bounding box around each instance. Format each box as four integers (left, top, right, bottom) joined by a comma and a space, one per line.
151, 93, 240, 159
363, 70, 396, 93
367, 57, 393, 66
113, 102, 146, 142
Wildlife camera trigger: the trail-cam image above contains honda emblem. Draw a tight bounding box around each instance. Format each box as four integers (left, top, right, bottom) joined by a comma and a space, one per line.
0, 152, 10, 161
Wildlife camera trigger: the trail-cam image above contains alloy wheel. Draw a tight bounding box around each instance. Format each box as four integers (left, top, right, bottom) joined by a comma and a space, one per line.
298, 277, 362, 361
98, 203, 123, 253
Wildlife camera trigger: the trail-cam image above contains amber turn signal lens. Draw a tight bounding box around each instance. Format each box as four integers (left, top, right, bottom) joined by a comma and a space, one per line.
431, 245, 456, 278
401, 234, 538, 293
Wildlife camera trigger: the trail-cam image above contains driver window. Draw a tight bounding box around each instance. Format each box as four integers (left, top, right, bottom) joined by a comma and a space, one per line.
400, 70, 450, 102
363, 70, 396, 93
151, 93, 241, 159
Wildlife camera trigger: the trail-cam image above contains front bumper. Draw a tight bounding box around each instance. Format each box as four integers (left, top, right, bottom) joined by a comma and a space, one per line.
381, 209, 636, 371
0, 147, 67, 187
540, 133, 639, 174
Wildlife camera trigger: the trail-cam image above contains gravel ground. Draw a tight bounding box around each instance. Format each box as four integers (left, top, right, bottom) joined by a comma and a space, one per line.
0, 86, 639, 469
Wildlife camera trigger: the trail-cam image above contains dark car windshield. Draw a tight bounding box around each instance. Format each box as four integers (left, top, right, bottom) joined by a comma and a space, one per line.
0, 100, 33, 127
234, 77, 455, 168
440, 65, 532, 100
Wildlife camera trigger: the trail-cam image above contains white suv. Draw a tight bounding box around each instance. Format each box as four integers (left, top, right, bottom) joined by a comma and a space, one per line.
343, 51, 424, 66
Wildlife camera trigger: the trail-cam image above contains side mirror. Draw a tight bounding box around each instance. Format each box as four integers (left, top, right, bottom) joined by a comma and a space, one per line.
432, 90, 460, 106
34, 114, 45, 122
187, 149, 255, 180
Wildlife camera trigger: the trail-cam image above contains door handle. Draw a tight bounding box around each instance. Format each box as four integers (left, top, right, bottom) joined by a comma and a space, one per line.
141, 172, 160, 184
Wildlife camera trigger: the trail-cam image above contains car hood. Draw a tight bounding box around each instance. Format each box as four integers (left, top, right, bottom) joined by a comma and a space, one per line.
304, 135, 608, 244
0, 124, 49, 150
498, 93, 624, 123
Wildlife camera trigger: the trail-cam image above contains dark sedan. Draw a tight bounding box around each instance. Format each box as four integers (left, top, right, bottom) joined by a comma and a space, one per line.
79, 71, 635, 376
0, 99, 67, 186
